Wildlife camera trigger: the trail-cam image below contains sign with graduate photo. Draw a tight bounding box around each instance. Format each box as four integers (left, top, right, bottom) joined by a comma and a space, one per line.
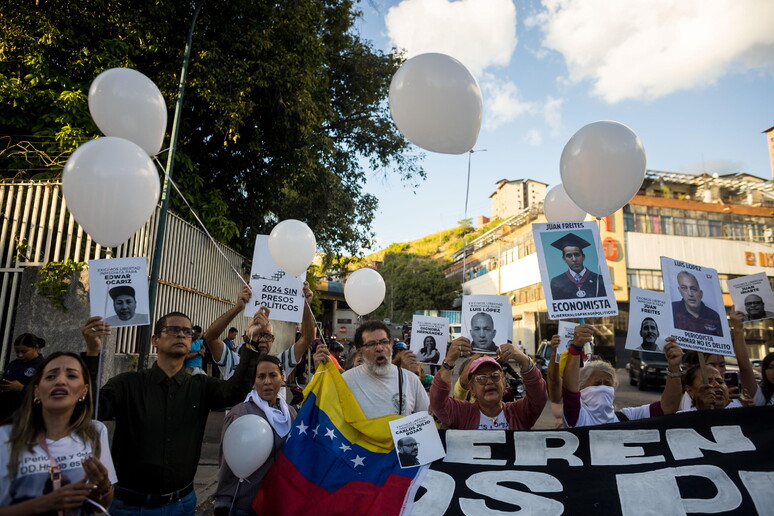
727, 272, 774, 323
410, 315, 448, 365
461, 295, 513, 354
246, 235, 306, 323
660, 256, 732, 356
625, 288, 671, 352
532, 222, 617, 320
88, 257, 150, 328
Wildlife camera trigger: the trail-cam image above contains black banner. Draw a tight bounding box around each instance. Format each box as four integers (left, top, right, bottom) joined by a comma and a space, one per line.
412, 406, 774, 515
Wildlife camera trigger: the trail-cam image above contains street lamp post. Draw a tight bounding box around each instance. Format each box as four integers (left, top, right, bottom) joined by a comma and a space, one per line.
461, 148, 486, 285
137, 0, 206, 370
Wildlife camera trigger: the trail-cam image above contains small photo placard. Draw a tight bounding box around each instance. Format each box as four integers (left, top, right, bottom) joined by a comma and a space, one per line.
389, 411, 445, 469
88, 257, 149, 328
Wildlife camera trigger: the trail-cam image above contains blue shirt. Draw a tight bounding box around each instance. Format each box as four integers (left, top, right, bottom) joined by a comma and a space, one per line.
185, 339, 204, 369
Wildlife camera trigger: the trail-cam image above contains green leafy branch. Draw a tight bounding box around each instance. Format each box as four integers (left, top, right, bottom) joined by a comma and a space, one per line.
33, 259, 86, 312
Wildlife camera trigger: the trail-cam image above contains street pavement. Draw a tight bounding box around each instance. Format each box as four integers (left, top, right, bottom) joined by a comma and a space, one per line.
192, 368, 660, 514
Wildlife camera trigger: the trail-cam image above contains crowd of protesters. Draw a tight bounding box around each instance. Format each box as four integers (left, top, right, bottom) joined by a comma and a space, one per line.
1, 282, 772, 516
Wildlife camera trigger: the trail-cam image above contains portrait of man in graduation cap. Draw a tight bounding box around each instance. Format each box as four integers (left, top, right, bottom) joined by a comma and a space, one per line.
548, 233, 607, 300
103, 285, 150, 326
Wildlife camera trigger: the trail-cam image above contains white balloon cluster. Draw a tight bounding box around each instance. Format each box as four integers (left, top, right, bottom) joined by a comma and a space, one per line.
62, 68, 166, 248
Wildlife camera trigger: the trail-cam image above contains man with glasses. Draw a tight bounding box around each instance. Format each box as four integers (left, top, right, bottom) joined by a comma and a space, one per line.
743, 293, 774, 321
341, 320, 429, 418
203, 282, 315, 381
672, 271, 723, 336
80, 297, 262, 515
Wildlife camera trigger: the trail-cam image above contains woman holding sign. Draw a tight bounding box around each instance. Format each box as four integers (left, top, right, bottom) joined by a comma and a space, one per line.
563, 325, 684, 427
429, 337, 547, 430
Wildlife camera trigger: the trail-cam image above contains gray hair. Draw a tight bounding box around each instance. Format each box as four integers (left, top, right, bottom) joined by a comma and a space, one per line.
579, 360, 618, 389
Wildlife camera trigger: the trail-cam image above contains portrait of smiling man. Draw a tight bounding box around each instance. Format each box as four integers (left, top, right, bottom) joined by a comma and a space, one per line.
636, 317, 660, 351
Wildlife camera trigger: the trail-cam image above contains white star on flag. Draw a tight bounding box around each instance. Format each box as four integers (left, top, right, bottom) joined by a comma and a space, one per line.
325, 428, 336, 440
339, 443, 351, 452
296, 422, 308, 435
312, 425, 320, 437
351, 455, 365, 467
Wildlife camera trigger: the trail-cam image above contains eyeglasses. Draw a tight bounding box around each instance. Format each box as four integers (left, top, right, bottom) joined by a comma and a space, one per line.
254, 333, 275, 342
158, 326, 194, 337
472, 372, 503, 385
362, 338, 391, 348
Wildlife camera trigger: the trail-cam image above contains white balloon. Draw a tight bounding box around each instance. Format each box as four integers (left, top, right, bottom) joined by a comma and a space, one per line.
62, 137, 160, 247
543, 184, 587, 223
88, 68, 167, 156
560, 121, 646, 218
222, 414, 274, 479
389, 53, 482, 155
344, 268, 386, 316
268, 219, 316, 277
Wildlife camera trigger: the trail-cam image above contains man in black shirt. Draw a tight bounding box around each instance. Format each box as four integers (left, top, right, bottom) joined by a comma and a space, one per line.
82, 289, 260, 515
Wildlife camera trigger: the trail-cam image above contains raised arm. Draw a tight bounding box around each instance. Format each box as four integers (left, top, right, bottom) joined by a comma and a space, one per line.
291, 282, 315, 363
563, 324, 593, 393
546, 335, 562, 404
660, 338, 684, 415
80, 317, 116, 420
730, 309, 757, 397
204, 285, 252, 362
437, 337, 470, 383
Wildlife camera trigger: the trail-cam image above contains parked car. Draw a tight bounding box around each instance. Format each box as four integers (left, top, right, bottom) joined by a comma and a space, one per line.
533, 340, 554, 379
628, 350, 669, 390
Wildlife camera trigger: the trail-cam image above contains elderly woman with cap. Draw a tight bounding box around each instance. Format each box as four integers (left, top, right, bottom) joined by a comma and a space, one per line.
103, 286, 149, 326
429, 337, 547, 430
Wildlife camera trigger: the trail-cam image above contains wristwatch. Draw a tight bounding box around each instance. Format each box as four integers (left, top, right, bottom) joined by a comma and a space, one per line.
442, 361, 454, 370
666, 370, 683, 378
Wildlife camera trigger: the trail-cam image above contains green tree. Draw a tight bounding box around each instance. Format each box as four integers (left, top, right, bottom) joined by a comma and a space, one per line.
373, 252, 459, 324
0, 0, 423, 255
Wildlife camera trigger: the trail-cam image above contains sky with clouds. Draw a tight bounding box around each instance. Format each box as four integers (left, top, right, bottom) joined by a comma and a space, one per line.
356, 0, 774, 250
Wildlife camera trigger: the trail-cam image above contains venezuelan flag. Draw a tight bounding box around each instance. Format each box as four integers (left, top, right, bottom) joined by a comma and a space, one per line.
253, 361, 423, 515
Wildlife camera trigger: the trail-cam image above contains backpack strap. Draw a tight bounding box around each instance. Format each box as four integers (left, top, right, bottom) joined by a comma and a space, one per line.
397, 365, 404, 415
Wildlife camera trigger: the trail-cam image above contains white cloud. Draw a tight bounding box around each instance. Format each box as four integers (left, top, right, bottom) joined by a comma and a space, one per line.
529, 0, 774, 102
524, 129, 543, 146
542, 96, 564, 131
385, 0, 518, 76
481, 76, 536, 128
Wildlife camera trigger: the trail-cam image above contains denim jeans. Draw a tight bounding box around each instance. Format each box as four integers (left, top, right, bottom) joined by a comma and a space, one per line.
109, 490, 196, 516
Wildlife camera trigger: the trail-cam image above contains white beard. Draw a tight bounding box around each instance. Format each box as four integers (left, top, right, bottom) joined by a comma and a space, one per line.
365, 359, 392, 377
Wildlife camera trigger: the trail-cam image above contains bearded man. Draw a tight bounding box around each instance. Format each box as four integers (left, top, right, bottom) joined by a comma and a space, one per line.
341, 320, 429, 418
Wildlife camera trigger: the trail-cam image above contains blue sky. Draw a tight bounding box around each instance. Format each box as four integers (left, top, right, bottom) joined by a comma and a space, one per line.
354, 0, 774, 250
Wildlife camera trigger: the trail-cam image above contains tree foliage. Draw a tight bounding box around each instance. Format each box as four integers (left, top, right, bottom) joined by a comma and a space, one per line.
0, 0, 423, 255
372, 252, 459, 325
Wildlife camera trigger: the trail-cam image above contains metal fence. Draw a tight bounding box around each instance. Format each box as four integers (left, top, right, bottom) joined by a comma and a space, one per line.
0, 180, 248, 367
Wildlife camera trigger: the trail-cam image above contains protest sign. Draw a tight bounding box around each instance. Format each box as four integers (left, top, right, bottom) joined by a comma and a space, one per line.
389, 411, 445, 469
661, 257, 732, 355
246, 235, 305, 322
88, 257, 149, 327
461, 295, 512, 354
625, 288, 672, 352
532, 221, 617, 320
728, 272, 774, 323
410, 315, 448, 365
406, 407, 774, 516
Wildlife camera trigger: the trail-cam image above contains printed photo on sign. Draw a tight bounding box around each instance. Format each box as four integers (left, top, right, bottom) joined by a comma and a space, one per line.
625, 288, 672, 352
88, 257, 149, 328
245, 235, 305, 323
388, 411, 445, 468
554, 321, 578, 362
410, 315, 449, 365
461, 295, 513, 354
660, 256, 732, 355
728, 272, 774, 323
532, 222, 617, 320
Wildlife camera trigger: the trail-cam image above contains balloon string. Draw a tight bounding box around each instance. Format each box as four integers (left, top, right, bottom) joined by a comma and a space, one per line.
154, 157, 249, 289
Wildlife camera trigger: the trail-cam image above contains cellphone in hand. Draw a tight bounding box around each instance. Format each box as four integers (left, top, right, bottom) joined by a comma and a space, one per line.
723, 371, 739, 388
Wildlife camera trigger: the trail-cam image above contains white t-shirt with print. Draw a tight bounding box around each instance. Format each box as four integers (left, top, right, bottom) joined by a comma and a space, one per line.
342, 365, 429, 419
0, 421, 117, 512
478, 410, 508, 430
